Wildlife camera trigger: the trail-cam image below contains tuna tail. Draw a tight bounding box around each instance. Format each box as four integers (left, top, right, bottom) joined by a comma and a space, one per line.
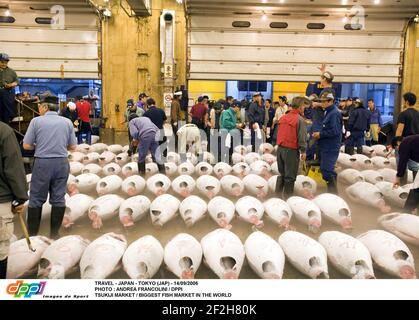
136, 262, 150, 279
309, 257, 329, 279
180, 257, 195, 279
262, 261, 281, 279
37, 258, 52, 279
220, 256, 238, 279
353, 260, 375, 279
81, 265, 98, 279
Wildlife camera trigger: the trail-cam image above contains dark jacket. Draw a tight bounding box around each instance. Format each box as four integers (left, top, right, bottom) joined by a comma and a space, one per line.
61, 107, 78, 124
348, 106, 371, 132
143, 106, 167, 130
318, 105, 343, 150
0, 122, 29, 204
397, 134, 419, 178
247, 102, 265, 126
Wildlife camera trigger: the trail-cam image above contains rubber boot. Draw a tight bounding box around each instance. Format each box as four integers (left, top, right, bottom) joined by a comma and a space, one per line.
27, 207, 42, 236
157, 163, 166, 174
283, 181, 295, 200
0, 258, 7, 279
400, 173, 408, 186
345, 145, 354, 156
50, 207, 66, 240
275, 176, 285, 199
138, 162, 146, 177
327, 177, 338, 194
404, 189, 419, 214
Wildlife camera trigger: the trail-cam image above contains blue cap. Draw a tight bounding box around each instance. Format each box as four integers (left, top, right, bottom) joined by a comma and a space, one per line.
0, 53, 10, 61
127, 99, 135, 106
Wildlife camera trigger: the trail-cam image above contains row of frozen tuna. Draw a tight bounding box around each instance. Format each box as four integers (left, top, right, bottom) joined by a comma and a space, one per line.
339, 171, 414, 211
61, 192, 356, 231
63, 171, 316, 200
7, 221, 418, 280
67, 157, 278, 181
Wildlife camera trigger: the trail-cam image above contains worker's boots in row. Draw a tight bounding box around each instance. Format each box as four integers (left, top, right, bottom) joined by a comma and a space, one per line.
138, 162, 166, 177
27, 207, 66, 240
326, 177, 338, 195
275, 176, 295, 200
404, 189, 419, 215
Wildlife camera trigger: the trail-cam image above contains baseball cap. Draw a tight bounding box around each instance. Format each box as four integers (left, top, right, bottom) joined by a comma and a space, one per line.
308, 94, 319, 102
67, 102, 77, 111
139, 93, 148, 99
253, 92, 262, 97
322, 71, 334, 82
319, 92, 335, 101
0, 53, 10, 61
127, 99, 135, 106
232, 100, 241, 108
174, 91, 182, 96
40, 95, 59, 104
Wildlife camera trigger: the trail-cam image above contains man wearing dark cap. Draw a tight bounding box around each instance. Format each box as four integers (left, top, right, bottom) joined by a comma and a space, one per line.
125, 99, 143, 156
137, 93, 148, 112
248, 92, 265, 152
312, 92, 342, 194
23, 96, 77, 239
224, 96, 234, 110
0, 53, 19, 124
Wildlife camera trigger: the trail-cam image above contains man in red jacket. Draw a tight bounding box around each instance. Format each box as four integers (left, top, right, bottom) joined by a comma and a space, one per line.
276, 96, 310, 199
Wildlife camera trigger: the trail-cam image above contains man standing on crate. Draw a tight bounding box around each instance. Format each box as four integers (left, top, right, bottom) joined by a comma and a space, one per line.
0, 53, 19, 124
23, 96, 77, 239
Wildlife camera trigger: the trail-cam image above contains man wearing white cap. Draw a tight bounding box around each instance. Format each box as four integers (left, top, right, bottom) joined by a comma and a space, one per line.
170, 91, 186, 148
61, 101, 79, 133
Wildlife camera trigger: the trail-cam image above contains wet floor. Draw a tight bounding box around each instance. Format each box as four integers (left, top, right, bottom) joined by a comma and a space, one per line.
13, 174, 419, 280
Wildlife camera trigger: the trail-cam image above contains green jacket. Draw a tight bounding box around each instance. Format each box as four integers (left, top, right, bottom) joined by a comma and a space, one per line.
125, 108, 144, 123
220, 107, 237, 132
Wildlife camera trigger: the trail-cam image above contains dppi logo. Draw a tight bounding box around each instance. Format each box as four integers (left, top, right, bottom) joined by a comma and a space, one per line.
6, 280, 46, 298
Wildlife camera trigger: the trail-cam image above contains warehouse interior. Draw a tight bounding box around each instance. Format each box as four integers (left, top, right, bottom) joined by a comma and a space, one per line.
1, 0, 419, 282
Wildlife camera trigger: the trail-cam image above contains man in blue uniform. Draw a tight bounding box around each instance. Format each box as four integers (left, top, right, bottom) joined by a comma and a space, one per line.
307, 65, 336, 163
345, 99, 371, 155
23, 96, 77, 239
313, 92, 342, 194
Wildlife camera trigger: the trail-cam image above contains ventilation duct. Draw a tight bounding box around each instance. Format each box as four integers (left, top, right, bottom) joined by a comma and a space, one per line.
125, 0, 152, 16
